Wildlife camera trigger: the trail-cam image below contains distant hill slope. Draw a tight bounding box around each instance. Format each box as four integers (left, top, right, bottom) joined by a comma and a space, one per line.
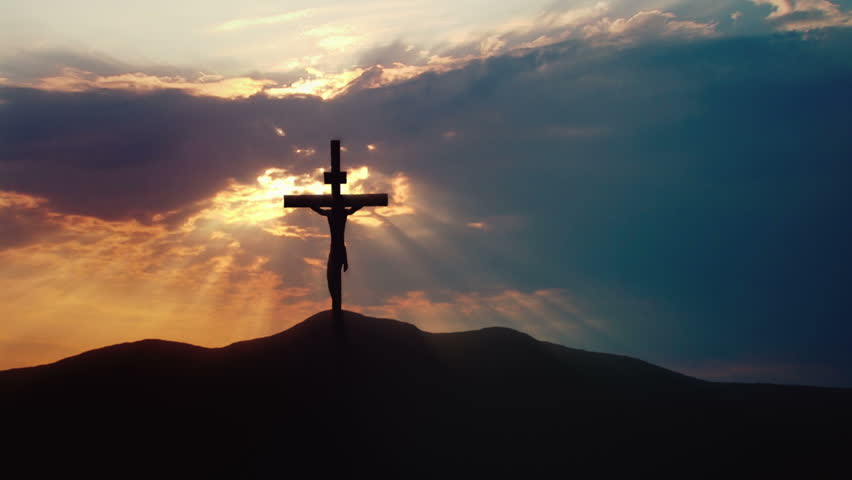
2, 311, 850, 478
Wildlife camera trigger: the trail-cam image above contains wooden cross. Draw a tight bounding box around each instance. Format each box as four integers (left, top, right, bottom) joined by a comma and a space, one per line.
284, 139, 388, 324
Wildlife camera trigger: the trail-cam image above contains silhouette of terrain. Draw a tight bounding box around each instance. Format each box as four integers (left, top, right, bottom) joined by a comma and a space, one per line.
2, 311, 849, 478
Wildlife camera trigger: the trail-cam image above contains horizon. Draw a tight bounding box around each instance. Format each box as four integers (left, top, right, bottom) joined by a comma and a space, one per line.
2, 0, 852, 387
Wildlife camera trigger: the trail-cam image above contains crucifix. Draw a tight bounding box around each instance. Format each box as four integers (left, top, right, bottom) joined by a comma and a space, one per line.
284, 140, 389, 325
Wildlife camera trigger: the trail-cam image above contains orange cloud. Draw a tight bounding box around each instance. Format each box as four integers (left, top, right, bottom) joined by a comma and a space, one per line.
14, 67, 277, 99
265, 67, 368, 99
0, 191, 46, 208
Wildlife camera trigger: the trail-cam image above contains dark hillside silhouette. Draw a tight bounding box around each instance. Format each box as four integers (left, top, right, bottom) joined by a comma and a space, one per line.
2, 311, 850, 478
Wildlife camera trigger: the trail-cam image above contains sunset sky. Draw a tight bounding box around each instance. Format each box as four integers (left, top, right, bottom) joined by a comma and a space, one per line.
2, 0, 851, 387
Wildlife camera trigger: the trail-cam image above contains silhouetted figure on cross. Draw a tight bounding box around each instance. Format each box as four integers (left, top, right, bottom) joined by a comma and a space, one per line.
284, 139, 388, 325
310, 201, 362, 314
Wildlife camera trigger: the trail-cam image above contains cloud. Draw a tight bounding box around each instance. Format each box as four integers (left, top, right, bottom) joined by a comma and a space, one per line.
583, 10, 718, 44
752, 0, 852, 30
7, 67, 276, 99
0, 5, 721, 101
213, 9, 318, 32
265, 67, 368, 99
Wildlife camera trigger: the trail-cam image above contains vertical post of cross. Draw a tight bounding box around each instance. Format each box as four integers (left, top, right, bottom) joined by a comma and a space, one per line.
330, 139, 341, 198
284, 139, 389, 326
325, 139, 347, 325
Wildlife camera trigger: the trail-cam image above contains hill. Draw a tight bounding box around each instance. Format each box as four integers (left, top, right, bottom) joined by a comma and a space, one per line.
2, 310, 849, 478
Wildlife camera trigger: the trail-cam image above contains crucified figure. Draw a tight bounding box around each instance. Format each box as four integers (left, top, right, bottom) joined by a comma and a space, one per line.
310, 202, 362, 314
284, 139, 388, 324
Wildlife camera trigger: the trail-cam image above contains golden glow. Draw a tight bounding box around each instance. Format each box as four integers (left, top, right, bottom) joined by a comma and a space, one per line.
0, 191, 46, 208
13, 67, 276, 99
195, 168, 326, 237
265, 67, 367, 100
0, 195, 292, 361
0, 187, 322, 369
185, 165, 414, 236
8, 51, 502, 101
274, 127, 286, 137
0, 162, 418, 369
5, 50, 434, 101
293, 147, 316, 156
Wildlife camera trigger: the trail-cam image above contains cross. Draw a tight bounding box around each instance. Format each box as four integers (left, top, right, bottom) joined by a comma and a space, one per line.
284, 139, 388, 325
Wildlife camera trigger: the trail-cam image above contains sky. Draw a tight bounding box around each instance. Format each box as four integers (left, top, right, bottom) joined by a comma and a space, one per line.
1, 0, 851, 387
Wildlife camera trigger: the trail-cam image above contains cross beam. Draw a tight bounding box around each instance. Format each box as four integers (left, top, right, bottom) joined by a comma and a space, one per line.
283, 139, 389, 324
284, 194, 388, 208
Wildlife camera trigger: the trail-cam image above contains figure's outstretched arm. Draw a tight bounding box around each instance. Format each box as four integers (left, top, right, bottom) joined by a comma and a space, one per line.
346, 204, 363, 216
310, 206, 330, 216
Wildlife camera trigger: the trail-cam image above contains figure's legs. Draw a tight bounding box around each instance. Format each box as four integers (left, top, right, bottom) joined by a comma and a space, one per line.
327, 255, 343, 323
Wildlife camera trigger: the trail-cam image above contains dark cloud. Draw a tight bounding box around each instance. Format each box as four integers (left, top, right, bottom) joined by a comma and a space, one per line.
0, 87, 329, 220
2, 28, 852, 385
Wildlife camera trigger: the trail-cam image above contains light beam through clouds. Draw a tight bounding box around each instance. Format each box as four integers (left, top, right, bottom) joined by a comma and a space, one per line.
0, 163, 421, 369
0, 159, 583, 370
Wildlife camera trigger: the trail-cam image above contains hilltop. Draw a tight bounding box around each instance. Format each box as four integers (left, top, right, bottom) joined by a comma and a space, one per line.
2, 311, 849, 478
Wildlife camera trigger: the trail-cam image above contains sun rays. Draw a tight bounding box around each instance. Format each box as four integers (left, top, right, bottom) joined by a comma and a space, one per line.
0, 157, 592, 369
0, 163, 422, 367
